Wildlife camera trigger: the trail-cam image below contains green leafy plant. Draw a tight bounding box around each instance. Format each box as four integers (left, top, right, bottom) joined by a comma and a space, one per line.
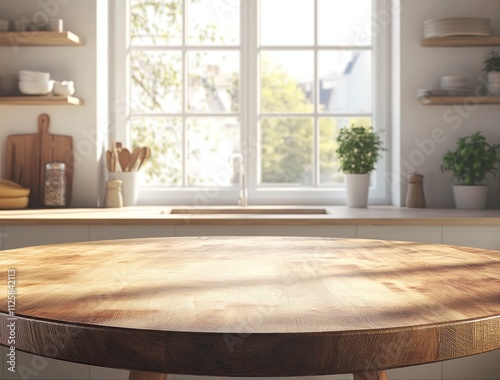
441, 132, 500, 185
335, 125, 386, 174
483, 51, 500, 73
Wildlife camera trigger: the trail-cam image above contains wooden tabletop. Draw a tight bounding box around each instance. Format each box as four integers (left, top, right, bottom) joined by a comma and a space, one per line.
1, 237, 500, 376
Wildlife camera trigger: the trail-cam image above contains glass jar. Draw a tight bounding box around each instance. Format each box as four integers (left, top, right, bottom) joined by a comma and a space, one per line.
44, 163, 67, 207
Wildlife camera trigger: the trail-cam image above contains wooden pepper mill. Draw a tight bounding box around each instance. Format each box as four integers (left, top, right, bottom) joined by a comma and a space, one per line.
406, 173, 426, 208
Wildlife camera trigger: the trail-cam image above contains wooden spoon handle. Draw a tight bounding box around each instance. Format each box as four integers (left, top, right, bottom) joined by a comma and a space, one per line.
137, 147, 151, 170
106, 151, 112, 172
128, 147, 141, 172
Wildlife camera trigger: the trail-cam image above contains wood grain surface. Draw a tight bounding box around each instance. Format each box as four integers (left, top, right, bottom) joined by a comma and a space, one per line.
1, 206, 500, 226
1, 237, 500, 376
0, 31, 83, 46
419, 96, 500, 105
421, 36, 500, 47
6, 114, 74, 207
0, 95, 83, 106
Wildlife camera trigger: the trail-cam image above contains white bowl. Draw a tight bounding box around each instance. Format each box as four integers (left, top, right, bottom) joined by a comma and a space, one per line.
19, 70, 50, 82
53, 80, 75, 96
19, 80, 54, 95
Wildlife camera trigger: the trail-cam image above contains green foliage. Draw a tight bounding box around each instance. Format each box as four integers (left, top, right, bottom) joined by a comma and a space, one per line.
261, 61, 313, 114
260, 61, 318, 184
483, 51, 500, 73
131, 0, 224, 185
131, 118, 183, 185
261, 118, 314, 184
441, 132, 500, 185
335, 125, 386, 174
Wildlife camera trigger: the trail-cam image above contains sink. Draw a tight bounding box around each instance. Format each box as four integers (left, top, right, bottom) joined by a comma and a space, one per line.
168, 207, 328, 215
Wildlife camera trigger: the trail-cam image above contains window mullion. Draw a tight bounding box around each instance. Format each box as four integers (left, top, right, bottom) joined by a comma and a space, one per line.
182, 0, 188, 187
246, 0, 259, 197
313, 0, 320, 187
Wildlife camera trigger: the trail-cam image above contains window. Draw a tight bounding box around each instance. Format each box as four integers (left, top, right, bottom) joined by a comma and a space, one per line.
113, 0, 389, 205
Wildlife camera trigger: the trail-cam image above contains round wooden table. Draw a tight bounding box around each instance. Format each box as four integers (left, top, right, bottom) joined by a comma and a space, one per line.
1, 237, 500, 380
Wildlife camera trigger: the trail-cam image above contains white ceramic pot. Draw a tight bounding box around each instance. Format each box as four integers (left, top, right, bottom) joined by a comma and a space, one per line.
487, 72, 500, 86
487, 83, 500, 96
453, 185, 488, 209
110, 171, 141, 207
345, 173, 371, 208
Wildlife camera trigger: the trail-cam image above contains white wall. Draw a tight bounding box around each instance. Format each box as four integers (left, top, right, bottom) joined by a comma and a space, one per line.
394, 0, 500, 208
0, 0, 108, 207
2, 1, 500, 208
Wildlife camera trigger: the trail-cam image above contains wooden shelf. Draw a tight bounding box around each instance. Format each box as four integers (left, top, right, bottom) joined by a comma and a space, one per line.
0, 96, 83, 106
420, 96, 500, 105
0, 31, 83, 47
421, 36, 500, 47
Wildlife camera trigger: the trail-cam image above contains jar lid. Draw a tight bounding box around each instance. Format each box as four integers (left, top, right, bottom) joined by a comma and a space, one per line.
46, 162, 65, 170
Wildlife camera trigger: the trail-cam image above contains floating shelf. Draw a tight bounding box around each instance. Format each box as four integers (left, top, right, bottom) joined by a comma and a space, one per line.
0, 31, 83, 47
0, 96, 83, 106
421, 36, 500, 47
420, 96, 500, 105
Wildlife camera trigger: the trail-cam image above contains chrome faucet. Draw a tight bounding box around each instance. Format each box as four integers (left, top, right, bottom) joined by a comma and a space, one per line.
229, 153, 247, 207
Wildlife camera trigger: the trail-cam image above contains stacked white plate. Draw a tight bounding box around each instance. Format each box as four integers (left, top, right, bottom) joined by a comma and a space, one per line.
439, 76, 470, 96
19, 70, 54, 95
424, 17, 492, 38
416, 89, 447, 98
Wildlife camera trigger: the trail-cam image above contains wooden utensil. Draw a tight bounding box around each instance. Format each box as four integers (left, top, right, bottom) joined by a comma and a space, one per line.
119, 148, 131, 172
6, 114, 73, 207
111, 141, 120, 172
127, 147, 141, 172
131, 147, 145, 172
106, 150, 112, 172
137, 146, 151, 170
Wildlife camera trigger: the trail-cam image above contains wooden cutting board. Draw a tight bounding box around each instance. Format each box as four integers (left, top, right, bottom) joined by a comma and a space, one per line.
6, 114, 73, 207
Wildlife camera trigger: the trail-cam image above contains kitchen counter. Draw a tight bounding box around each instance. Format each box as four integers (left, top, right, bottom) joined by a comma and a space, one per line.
0, 206, 500, 225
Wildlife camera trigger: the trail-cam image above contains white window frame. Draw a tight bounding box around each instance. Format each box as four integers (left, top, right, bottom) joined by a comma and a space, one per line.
111, 0, 391, 206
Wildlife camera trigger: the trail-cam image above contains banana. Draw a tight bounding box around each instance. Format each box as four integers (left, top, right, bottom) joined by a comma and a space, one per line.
0, 179, 31, 198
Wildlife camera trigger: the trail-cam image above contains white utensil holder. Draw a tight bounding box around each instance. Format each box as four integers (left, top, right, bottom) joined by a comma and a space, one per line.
110, 171, 141, 207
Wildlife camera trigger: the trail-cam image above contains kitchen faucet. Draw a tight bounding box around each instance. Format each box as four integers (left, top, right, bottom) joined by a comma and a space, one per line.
229, 153, 247, 207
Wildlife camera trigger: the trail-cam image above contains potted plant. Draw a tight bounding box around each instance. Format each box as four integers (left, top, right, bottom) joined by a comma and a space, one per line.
336, 125, 386, 208
441, 131, 500, 209
483, 51, 500, 94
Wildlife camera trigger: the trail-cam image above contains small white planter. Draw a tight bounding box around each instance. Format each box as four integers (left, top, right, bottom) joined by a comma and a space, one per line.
488, 72, 500, 85
345, 173, 371, 208
453, 185, 488, 209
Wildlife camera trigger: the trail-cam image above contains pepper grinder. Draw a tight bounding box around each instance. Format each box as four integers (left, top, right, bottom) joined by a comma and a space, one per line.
104, 179, 123, 208
406, 173, 426, 208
